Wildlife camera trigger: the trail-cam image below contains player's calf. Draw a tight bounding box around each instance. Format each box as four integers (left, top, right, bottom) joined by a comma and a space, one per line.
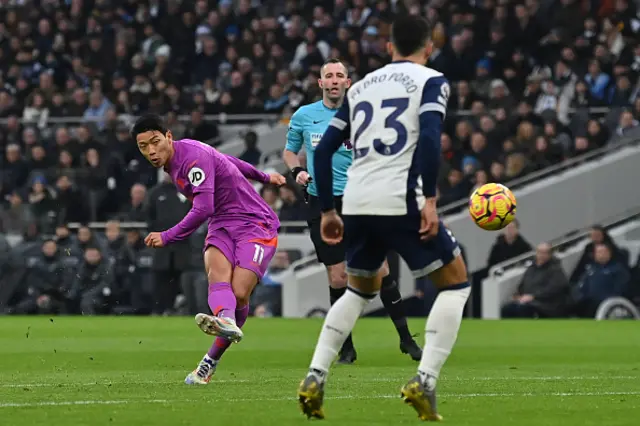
304, 274, 382, 379
325, 262, 358, 364
300, 284, 377, 418
405, 255, 470, 415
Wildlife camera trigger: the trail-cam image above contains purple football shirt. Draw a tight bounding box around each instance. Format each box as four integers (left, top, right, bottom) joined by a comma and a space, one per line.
159, 139, 280, 245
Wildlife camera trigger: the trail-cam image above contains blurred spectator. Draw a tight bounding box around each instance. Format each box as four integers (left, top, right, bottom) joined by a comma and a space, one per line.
239, 131, 262, 165
252, 251, 291, 317
55, 175, 89, 224
278, 184, 306, 224
180, 224, 209, 316
104, 220, 125, 260
2, 144, 30, 197
260, 184, 282, 214
569, 225, 629, 283
615, 109, 639, 137
16, 239, 69, 315
183, 110, 219, 144
67, 246, 114, 315
76, 225, 107, 254
573, 243, 630, 318
146, 174, 191, 315
1, 191, 34, 236
487, 220, 532, 269
27, 175, 58, 234
54, 224, 81, 258
114, 228, 155, 315
118, 183, 147, 222
501, 243, 571, 318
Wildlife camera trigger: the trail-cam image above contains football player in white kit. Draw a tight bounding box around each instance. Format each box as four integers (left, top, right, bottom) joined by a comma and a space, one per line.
297, 15, 471, 422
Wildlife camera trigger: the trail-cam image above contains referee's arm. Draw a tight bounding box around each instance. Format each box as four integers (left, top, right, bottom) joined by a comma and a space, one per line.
283, 110, 310, 185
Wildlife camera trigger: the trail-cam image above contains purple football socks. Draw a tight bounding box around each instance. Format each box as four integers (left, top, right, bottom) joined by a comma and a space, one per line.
207, 282, 237, 320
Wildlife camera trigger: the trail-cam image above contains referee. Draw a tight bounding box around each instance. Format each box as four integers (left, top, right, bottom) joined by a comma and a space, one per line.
283, 59, 422, 364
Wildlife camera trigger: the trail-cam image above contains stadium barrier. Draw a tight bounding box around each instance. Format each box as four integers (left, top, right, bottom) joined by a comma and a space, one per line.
481, 216, 640, 319
280, 253, 417, 318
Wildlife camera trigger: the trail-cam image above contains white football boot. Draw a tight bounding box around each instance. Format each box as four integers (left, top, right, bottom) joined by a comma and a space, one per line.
195, 313, 243, 343
184, 355, 217, 385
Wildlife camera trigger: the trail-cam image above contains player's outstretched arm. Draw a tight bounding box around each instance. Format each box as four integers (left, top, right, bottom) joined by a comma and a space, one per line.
314, 99, 351, 213
223, 154, 271, 184
157, 192, 214, 246
155, 161, 218, 247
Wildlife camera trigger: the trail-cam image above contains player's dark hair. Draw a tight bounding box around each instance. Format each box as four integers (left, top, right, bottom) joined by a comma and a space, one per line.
391, 15, 432, 57
321, 58, 348, 77
130, 113, 168, 139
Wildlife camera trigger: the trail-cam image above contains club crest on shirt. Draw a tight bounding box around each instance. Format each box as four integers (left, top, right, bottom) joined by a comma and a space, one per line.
188, 167, 206, 186
310, 133, 323, 148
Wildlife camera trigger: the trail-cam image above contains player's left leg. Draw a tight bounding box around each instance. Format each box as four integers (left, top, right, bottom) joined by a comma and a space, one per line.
377, 253, 423, 361
298, 216, 386, 419
396, 223, 470, 421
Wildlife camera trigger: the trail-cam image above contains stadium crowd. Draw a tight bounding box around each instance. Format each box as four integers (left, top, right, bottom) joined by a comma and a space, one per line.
1, 0, 640, 316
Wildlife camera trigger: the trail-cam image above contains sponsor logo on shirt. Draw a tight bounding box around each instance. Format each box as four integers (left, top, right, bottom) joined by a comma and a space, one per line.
188, 167, 206, 187
310, 133, 323, 148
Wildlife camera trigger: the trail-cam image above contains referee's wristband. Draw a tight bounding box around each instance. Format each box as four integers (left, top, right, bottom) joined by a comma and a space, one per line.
291, 166, 307, 181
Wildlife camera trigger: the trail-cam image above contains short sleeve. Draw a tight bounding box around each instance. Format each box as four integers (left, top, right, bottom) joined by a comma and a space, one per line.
285, 109, 305, 154
419, 76, 450, 121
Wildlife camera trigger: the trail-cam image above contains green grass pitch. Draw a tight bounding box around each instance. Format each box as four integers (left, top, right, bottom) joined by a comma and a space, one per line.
1, 317, 639, 425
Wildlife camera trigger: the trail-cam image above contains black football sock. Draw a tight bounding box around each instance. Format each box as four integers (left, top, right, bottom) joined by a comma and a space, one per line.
329, 286, 355, 351
380, 275, 413, 341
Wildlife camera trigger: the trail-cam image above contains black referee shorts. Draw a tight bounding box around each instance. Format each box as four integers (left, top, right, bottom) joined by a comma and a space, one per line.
307, 194, 345, 266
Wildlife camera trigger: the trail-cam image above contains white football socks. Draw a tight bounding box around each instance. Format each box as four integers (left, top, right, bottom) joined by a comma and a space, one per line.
309, 288, 374, 379
418, 286, 471, 390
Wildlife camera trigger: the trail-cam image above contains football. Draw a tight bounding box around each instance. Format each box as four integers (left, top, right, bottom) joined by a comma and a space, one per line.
468, 183, 517, 231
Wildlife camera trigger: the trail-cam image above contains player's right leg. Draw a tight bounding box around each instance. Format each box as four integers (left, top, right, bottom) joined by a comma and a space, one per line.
195, 244, 244, 342
393, 221, 470, 421
298, 216, 385, 419
185, 232, 243, 385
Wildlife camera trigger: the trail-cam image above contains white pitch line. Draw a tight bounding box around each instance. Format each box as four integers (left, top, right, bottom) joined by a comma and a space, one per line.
2, 391, 640, 408
2, 375, 638, 389
0, 399, 169, 408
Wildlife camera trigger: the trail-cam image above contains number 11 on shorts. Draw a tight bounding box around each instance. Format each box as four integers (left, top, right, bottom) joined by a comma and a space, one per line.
253, 244, 265, 265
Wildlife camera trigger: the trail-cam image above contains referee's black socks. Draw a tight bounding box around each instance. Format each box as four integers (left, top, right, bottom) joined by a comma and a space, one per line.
380, 275, 413, 341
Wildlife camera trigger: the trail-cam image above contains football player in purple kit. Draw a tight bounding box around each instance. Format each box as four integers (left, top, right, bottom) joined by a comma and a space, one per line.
132, 114, 286, 385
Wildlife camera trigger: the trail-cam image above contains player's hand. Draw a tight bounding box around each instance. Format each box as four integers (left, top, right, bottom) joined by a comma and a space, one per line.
320, 210, 344, 245
144, 232, 165, 248
269, 172, 286, 186
296, 171, 310, 186
419, 198, 439, 241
